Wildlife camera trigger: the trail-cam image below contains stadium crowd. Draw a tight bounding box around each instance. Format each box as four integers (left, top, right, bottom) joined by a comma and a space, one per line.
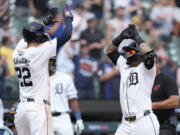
0, 0, 180, 100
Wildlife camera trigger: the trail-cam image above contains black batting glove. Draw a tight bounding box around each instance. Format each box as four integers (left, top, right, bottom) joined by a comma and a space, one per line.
128, 24, 144, 45
43, 7, 58, 25
112, 27, 132, 47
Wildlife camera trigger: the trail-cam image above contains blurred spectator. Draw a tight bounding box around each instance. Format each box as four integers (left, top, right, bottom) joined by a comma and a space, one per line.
0, 36, 15, 76
173, 5, 180, 36
0, 54, 8, 99
29, 0, 50, 17
103, 0, 112, 20
153, 38, 177, 80
90, 0, 104, 20
0, 98, 3, 128
128, 0, 143, 17
0, 17, 17, 48
139, 18, 155, 45
150, 0, 175, 37
72, 3, 95, 37
106, 7, 130, 46
154, 38, 168, 59
71, 0, 83, 9
65, 40, 98, 99
80, 17, 105, 61
57, 34, 80, 78
98, 56, 120, 99
160, 58, 177, 81
15, 0, 29, 17
0, 0, 9, 25
113, 0, 131, 10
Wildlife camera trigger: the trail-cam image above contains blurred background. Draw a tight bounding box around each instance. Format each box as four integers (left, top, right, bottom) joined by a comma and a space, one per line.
1, 0, 180, 134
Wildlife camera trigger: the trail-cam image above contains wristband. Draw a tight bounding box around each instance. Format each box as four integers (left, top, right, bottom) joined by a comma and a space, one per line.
74, 112, 82, 120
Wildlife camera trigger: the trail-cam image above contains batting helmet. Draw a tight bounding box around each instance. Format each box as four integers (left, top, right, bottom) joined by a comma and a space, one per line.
122, 40, 142, 65
23, 21, 49, 43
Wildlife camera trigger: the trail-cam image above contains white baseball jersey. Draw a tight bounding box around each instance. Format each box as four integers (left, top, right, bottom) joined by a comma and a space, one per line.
116, 56, 156, 117
50, 71, 78, 113
12, 38, 57, 101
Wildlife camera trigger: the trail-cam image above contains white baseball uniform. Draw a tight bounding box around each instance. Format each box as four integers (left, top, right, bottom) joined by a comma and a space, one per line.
50, 71, 78, 135
115, 56, 160, 135
13, 38, 57, 135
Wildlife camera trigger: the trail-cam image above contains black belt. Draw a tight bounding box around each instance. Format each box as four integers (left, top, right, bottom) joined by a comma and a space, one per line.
51, 111, 69, 117
125, 110, 151, 122
18, 98, 50, 105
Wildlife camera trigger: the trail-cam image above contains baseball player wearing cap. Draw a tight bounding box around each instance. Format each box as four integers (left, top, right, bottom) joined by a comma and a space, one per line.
48, 57, 84, 135
12, 5, 73, 135
106, 24, 159, 135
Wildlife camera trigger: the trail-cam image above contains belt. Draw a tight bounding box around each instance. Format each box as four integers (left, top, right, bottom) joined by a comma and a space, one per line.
125, 110, 151, 122
51, 111, 69, 117
18, 98, 50, 105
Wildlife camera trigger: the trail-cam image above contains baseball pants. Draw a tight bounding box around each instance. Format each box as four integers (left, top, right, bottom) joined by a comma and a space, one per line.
14, 101, 53, 135
115, 113, 159, 135
52, 113, 74, 135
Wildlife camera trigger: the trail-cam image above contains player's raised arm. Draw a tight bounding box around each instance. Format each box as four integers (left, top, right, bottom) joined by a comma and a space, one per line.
43, 4, 73, 51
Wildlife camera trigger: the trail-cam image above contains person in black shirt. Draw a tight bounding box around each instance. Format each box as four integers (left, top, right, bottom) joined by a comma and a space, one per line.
80, 17, 105, 61
151, 56, 179, 135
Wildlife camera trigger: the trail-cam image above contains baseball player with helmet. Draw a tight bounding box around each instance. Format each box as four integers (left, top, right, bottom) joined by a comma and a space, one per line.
12, 4, 73, 135
106, 24, 160, 135
48, 57, 84, 135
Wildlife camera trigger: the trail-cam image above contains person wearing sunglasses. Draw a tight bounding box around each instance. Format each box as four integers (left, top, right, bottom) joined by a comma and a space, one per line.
106, 24, 159, 135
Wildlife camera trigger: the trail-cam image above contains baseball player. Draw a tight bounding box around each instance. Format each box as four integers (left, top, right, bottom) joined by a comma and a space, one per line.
48, 57, 84, 135
106, 24, 160, 135
12, 4, 73, 135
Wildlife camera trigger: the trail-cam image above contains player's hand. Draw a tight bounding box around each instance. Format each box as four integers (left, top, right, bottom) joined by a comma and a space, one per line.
128, 24, 144, 45
43, 7, 58, 25
63, 3, 73, 20
112, 27, 132, 47
49, 7, 58, 18
74, 120, 84, 134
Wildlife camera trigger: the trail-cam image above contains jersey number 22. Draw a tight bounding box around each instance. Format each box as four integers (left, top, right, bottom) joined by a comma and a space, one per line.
15, 67, 33, 87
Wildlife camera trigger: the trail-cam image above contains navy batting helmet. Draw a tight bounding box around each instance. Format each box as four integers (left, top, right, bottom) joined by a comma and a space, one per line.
23, 21, 49, 43
122, 40, 142, 65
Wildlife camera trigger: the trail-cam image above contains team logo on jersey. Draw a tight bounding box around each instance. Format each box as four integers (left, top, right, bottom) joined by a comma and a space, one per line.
153, 84, 160, 91
128, 71, 139, 87
55, 83, 63, 94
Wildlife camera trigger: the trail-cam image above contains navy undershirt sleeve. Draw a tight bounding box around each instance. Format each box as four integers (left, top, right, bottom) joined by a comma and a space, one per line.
56, 17, 72, 51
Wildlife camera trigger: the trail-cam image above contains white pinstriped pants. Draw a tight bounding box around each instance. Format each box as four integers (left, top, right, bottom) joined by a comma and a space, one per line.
15, 102, 53, 135
115, 113, 160, 135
